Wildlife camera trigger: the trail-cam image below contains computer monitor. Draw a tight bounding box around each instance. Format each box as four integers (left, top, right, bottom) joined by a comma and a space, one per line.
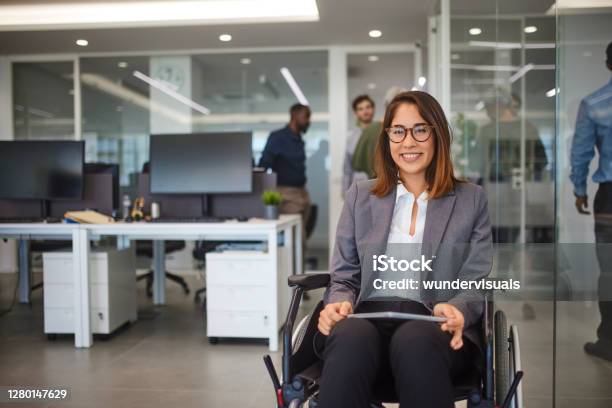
149, 132, 252, 194
0, 141, 84, 200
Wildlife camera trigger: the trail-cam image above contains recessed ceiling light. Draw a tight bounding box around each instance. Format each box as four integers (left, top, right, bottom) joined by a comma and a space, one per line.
75, 38, 88, 46
219, 33, 232, 42
468, 27, 482, 36
411, 86, 419, 91
418, 76, 427, 87
240, 58, 251, 65
367, 55, 379, 62
368, 29, 382, 38
367, 83, 376, 90
524, 26, 538, 34
118, 61, 128, 68
546, 88, 558, 98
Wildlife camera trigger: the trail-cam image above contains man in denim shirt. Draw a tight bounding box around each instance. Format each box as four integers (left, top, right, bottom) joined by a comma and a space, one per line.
570, 41, 612, 361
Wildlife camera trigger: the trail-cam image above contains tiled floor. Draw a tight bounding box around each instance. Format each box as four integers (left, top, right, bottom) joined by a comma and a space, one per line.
1, 273, 611, 408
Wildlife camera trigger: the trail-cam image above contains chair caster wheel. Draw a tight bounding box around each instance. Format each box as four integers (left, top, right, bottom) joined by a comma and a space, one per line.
208, 337, 219, 345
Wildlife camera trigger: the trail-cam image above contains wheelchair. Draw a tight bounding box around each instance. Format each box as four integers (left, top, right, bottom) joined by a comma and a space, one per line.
264, 273, 524, 408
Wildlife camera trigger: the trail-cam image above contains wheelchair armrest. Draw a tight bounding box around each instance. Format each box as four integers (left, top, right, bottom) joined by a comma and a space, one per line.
288, 273, 330, 291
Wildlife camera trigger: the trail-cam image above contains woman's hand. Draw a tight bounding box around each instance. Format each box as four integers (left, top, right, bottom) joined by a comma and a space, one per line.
433, 303, 465, 350
318, 301, 353, 336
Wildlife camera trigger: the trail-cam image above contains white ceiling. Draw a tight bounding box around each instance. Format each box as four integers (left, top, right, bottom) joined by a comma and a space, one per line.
0, 0, 434, 55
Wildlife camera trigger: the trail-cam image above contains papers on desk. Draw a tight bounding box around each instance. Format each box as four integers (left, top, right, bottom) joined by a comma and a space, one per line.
64, 210, 114, 224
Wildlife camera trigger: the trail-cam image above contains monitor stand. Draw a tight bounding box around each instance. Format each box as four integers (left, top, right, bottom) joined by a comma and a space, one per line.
40, 199, 50, 220
201, 194, 210, 218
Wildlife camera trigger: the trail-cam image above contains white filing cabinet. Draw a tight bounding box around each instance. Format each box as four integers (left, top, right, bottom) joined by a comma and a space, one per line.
206, 250, 288, 343
43, 248, 137, 335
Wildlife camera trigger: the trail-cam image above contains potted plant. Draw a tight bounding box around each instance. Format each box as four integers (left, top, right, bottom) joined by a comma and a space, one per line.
262, 190, 282, 220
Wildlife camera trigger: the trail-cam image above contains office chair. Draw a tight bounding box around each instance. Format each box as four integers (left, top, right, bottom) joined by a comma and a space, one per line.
192, 241, 220, 304
136, 161, 190, 297
136, 240, 190, 297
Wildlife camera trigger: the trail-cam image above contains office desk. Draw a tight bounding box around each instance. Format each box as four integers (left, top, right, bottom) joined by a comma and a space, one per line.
0, 223, 78, 306
0, 215, 302, 350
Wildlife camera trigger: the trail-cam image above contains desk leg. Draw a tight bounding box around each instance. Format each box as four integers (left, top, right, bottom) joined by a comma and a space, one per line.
18, 239, 31, 303
268, 230, 279, 352
153, 240, 165, 305
295, 221, 303, 275
73, 228, 92, 348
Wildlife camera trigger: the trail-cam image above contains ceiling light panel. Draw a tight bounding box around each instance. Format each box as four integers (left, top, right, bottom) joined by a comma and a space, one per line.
280, 67, 309, 106
0, 0, 319, 31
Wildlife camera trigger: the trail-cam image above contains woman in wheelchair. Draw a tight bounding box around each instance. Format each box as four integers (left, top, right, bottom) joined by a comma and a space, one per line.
317, 91, 492, 408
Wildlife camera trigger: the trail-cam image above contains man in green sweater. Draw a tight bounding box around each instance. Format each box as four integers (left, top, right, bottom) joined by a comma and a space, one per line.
351, 121, 383, 178
351, 86, 406, 177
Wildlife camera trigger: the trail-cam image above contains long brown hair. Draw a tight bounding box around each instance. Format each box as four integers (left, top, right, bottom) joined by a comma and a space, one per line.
371, 91, 459, 198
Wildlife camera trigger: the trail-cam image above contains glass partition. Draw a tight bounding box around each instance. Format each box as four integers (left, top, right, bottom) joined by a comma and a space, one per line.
449, 2, 557, 406
13, 61, 75, 140
79, 51, 330, 266
555, 5, 612, 407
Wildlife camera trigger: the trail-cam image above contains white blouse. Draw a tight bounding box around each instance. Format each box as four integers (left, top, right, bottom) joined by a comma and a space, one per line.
387, 183, 428, 244
373, 183, 429, 303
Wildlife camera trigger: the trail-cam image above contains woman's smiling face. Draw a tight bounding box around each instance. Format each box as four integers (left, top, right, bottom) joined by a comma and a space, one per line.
388, 103, 435, 179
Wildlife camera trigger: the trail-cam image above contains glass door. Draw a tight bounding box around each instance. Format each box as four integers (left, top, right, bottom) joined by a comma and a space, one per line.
446, 2, 557, 406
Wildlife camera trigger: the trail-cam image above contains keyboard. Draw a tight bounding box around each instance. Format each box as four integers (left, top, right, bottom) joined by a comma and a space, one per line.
0, 217, 63, 224
148, 217, 227, 223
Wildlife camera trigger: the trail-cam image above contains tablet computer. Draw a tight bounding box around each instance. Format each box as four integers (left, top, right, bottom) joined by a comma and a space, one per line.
348, 312, 447, 323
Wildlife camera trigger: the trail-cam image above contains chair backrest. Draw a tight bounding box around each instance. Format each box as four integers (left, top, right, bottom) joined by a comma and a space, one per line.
305, 204, 318, 239
135, 240, 186, 258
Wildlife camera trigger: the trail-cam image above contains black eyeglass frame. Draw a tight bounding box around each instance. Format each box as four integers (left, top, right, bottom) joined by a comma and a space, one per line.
384, 124, 436, 143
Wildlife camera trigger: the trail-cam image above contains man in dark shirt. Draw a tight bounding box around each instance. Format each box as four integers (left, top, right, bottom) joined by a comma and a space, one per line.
259, 103, 312, 254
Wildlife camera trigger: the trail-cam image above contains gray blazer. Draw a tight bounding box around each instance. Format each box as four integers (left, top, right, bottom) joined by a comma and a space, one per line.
324, 179, 493, 348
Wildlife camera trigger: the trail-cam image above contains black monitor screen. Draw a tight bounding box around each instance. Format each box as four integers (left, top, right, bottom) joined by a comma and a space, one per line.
150, 132, 253, 194
0, 141, 84, 200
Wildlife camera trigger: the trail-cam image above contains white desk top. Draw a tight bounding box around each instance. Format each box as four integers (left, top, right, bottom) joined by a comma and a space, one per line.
0, 222, 77, 238
0, 214, 301, 240
87, 214, 301, 239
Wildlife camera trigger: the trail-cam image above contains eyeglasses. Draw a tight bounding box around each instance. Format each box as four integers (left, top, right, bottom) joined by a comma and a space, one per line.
385, 124, 435, 143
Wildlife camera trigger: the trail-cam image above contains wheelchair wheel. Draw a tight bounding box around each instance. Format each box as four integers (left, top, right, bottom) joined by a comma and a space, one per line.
494, 310, 510, 406
509, 325, 524, 408
292, 315, 311, 349
288, 398, 302, 408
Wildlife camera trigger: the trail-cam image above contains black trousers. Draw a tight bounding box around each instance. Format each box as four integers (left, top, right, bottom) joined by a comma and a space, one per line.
317, 301, 479, 408
594, 182, 612, 342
